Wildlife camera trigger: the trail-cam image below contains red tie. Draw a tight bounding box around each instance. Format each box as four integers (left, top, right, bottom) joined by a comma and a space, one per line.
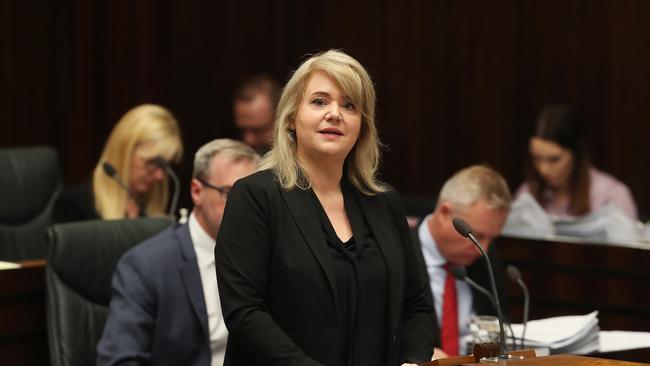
441, 264, 459, 356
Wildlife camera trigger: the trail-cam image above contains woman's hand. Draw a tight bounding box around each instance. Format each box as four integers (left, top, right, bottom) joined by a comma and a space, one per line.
431, 347, 450, 360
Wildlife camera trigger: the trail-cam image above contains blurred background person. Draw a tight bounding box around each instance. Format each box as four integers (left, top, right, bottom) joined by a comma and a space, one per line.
517, 105, 637, 220
53, 104, 183, 222
413, 165, 511, 358
216, 50, 434, 366
98, 138, 259, 366
233, 74, 280, 154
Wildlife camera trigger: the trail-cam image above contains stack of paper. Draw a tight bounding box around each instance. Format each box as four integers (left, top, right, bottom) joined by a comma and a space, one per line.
553, 205, 639, 241
0, 261, 21, 270
598, 330, 650, 353
502, 193, 554, 238
510, 311, 600, 355
503, 193, 640, 242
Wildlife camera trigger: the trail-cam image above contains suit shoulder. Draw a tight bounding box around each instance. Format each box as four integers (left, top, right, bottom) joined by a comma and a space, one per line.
376, 186, 405, 212
236, 169, 276, 187
232, 169, 280, 198
120, 225, 182, 267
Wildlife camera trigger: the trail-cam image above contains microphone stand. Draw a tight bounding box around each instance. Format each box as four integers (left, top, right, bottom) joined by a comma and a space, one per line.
506, 265, 530, 351
152, 157, 180, 218
453, 218, 509, 360
450, 266, 517, 351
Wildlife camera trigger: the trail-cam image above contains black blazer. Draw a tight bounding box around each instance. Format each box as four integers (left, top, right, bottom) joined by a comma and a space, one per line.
52, 181, 100, 223
215, 170, 435, 366
410, 224, 509, 348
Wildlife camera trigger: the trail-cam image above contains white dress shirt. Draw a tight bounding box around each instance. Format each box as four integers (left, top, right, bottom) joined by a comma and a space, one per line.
189, 212, 228, 366
418, 215, 474, 353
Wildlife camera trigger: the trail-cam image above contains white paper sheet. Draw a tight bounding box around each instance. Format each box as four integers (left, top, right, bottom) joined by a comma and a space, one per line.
599, 331, 650, 353
0, 261, 21, 270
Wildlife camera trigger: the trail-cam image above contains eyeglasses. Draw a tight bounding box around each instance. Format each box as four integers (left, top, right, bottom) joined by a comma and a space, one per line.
197, 178, 231, 198
140, 156, 169, 175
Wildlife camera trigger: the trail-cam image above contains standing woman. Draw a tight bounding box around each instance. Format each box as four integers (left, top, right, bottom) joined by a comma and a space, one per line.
53, 104, 183, 221
517, 105, 637, 220
215, 50, 435, 366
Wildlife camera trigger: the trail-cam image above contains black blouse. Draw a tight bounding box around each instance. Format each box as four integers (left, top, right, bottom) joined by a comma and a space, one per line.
52, 181, 100, 223
311, 183, 389, 366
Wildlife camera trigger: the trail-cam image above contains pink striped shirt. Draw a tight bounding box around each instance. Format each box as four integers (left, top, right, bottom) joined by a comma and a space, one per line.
516, 167, 638, 220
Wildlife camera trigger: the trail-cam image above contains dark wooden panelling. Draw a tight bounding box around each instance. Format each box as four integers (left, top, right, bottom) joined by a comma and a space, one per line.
0, 260, 48, 365
2, 1, 649, 214
499, 236, 650, 332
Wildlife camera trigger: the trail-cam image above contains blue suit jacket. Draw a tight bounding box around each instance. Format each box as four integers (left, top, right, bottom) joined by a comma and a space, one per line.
97, 224, 212, 366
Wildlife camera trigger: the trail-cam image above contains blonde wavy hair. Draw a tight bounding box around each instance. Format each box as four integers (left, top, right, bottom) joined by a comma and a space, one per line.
92, 104, 183, 219
260, 49, 386, 195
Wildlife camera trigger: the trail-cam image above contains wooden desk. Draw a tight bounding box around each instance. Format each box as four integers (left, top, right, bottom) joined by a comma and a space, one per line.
498, 235, 650, 331
0, 260, 48, 365
463, 355, 649, 365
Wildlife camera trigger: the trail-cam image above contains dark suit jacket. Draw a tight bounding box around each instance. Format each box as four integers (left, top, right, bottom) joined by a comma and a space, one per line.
410, 223, 509, 348
97, 224, 212, 366
215, 170, 435, 366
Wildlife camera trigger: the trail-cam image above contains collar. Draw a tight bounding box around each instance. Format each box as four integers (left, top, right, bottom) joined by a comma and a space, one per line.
418, 214, 446, 267
188, 211, 216, 267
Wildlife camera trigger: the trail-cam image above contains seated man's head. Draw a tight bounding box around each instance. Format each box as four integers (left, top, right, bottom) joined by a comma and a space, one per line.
233, 75, 280, 153
190, 139, 260, 239
428, 165, 512, 266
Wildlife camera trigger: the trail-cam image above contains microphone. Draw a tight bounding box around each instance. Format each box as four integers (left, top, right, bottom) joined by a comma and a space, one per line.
449, 266, 517, 351
449, 266, 493, 300
452, 217, 508, 359
102, 162, 145, 216
152, 156, 180, 218
507, 265, 530, 350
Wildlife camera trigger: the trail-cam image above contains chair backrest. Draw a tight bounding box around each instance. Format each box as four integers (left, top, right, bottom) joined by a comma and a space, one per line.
0, 146, 62, 261
46, 218, 172, 366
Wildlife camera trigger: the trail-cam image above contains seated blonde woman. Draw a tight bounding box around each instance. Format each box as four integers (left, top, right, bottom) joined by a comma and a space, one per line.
54, 104, 183, 222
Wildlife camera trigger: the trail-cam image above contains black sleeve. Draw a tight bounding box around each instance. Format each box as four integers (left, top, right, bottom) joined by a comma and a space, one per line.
52, 182, 99, 223
215, 179, 323, 366
385, 190, 436, 363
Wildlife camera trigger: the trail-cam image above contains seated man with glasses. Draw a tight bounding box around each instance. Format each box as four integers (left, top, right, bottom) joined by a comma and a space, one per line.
98, 139, 260, 366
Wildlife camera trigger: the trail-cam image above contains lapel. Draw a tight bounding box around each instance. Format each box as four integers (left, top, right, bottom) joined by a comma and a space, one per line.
175, 224, 210, 339
279, 187, 340, 317
353, 190, 403, 334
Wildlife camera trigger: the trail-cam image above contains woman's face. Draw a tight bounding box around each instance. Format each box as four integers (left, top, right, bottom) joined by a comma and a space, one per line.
293, 70, 362, 163
529, 137, 574, 189
128, 144, 168, 194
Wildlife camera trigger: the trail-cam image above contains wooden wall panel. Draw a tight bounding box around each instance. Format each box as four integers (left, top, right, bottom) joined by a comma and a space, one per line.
2, 0, 648, 214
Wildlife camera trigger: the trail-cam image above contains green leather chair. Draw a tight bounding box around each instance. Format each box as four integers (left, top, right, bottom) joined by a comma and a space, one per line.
46, 218, 173, 366
0, 146, 62, 261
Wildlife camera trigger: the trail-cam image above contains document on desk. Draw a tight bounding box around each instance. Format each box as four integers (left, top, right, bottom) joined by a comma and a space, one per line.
503, 193, 640, 242
0, 261, 21, 270
553, 205, 638, 241
599, 330, 650, 353
510, 311, 600, 354
502, 193, 554, 237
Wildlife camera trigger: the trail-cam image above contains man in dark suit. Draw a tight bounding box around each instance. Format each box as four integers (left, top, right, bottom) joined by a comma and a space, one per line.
412, 165, 512, 358
97, 139, 259, 366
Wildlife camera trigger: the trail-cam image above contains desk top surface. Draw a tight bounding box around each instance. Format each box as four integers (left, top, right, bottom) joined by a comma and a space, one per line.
463, 355, 649, 365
